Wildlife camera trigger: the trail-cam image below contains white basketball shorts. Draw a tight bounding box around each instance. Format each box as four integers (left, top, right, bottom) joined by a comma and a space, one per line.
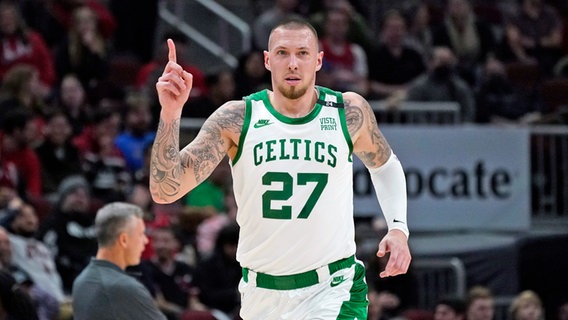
239, 256, 368, 320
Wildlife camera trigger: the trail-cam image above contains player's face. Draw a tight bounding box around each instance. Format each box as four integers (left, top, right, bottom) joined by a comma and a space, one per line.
264, 26, 323, 100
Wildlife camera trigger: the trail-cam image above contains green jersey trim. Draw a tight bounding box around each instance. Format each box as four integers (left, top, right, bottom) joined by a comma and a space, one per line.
262, 89, 323, 124
232, 96, 253, 166
336, 94, 354, 162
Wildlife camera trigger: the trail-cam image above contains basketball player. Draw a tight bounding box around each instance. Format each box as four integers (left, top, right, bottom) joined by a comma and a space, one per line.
150, 18, 411, 320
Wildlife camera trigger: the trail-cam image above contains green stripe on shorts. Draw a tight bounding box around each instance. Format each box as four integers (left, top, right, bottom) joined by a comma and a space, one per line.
336, 262, 369, 319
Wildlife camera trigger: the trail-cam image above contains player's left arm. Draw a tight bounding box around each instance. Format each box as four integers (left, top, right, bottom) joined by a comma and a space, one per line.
344, 91, 411, 278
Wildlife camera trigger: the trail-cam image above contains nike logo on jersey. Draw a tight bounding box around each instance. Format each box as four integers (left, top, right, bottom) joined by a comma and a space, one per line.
253, 119, 273, 128
393, 219, 405, 224
330, 275, 346, 287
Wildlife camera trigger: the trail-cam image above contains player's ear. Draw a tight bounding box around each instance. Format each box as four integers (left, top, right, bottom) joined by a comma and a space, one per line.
315, 51, 324, 72
264, 50, 271, 71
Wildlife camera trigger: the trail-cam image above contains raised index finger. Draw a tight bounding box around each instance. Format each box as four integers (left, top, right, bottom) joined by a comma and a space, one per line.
167, 38, 176, 63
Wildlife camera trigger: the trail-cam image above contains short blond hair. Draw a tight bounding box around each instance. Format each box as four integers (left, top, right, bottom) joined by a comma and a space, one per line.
467, 286, 493, 308
509, 290, 543, 319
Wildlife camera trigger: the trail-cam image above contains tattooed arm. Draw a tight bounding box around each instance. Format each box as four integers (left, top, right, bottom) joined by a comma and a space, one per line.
344, 92, 392, 168
150, 39, 242, 203
344, 91, 411, 278
150, 101, 243, 204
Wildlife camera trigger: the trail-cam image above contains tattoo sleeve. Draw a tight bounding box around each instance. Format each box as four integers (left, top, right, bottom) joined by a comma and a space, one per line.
150, 118, 184, 202
150, 102, 244, 203
345, 97, 392, 168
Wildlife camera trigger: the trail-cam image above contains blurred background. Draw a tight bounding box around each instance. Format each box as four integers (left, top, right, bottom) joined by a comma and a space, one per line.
0, 0, 567, 319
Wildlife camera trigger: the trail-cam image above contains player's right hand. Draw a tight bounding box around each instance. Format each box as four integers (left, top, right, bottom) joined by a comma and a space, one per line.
156, 39, 193, 117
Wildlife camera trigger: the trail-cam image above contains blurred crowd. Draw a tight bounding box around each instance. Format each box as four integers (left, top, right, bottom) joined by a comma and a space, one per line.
0, 0, 566, 319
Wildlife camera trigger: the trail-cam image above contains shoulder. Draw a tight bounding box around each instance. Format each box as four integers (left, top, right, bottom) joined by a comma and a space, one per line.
102, 270, 148, 295
199, 99, 246, 146
341, 91, 372, 136
342, 92, 372, 120
342, 91, 366, 105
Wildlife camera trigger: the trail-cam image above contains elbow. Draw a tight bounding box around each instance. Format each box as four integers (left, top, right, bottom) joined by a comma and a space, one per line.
151, 195, 172, 205
149, 185, 177, 204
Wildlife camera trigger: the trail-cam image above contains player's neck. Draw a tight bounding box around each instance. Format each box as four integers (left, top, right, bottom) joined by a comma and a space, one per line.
270, 87, 319, 118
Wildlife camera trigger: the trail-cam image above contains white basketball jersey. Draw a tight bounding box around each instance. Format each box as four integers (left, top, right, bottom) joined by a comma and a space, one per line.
231, 86, 356, 275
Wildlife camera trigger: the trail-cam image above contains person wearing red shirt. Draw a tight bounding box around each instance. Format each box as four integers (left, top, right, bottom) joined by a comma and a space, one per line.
135, 30, 207, 122
0, 1, 56, 94
0, 109, 42, 198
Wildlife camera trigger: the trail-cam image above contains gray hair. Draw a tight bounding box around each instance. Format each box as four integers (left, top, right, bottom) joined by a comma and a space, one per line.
95, 202, 144, 247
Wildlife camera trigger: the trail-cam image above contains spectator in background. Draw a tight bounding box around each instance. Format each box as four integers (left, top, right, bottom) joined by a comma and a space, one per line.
233, 51, 271, 99
127, 142, 157, 229
0, 161, 19, 220
500, 0, 565, 76
309, 0, 375, 53
51, 73, 94, 136
368, 286, 401, 320
0, 269, 39, 320
0, 1, 56, 97
466, 286, 495, 320
139, 226, 208, 320
0, 109, 42, 198
184, 157, 232, 215
1, 201, 66, 303
0, 226, 60, 320
175, 206, 216, 267
557, 298, 568, 320
367, 9, 426, 100
405, 46, 476, 123
0, 64, 50, 131
109, 0, 159, 63
434, 297, 467, 320
115, 90, 156, 174
135, 30, 207, 124
37, 175, 97, 294
73, 108, 131, 203
53, 5, 112, 93
184, 69, 237, 119
20, 0, 117, 49
365, 236, 418, 320
71, 202, 167, 320
406, 2, 434, 60
136, 30, 206, 97
252, 0, 302, 50
431, 0, 497, 86
316, 6, 369, 95
194, 222, 241, 320
510, 290, 544, 320
34, 111, 83, 200
475, 57, 541, 123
